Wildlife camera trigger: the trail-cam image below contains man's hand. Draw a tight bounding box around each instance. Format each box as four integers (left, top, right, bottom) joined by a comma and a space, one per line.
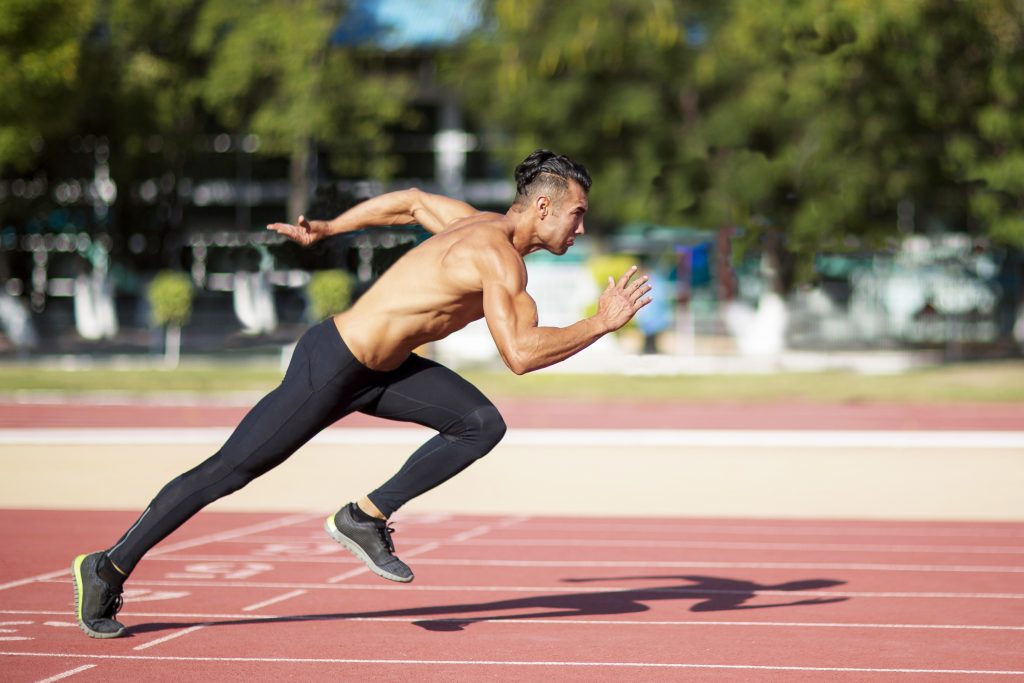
596, 265, 652, 332
266, 215, 332, 246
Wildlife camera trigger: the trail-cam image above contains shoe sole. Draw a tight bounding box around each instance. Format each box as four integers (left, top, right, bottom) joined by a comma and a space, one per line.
324, 516, 413, 583
71, 554, 125, 639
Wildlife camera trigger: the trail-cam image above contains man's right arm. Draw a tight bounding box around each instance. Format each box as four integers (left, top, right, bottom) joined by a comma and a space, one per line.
267, 188, 478, 245
482, 253, 652, 375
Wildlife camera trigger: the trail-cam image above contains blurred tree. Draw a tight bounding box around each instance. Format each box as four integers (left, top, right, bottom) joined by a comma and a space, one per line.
0, 0, 96, 174
693, 0, 1024, 289
306, 269, 353, 320
193, 0, 413, 221
77, 0, 210, 261
147, 269, 193, 367
451, 0, 1024, 294
446, 0, 719, 230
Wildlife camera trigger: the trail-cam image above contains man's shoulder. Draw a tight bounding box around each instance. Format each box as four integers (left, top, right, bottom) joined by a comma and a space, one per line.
444, 218, 524, 281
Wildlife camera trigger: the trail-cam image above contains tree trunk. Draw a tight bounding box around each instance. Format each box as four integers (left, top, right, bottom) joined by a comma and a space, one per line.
287, 140, 312, 222
164, 324, 181, 369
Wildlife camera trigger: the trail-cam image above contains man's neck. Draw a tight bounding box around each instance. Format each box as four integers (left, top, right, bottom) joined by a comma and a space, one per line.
505, 207, 543, 256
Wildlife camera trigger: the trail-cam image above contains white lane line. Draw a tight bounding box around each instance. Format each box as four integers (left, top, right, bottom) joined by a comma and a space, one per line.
1, 651, 1022, 675
34, 664, 97, 683
242, 590, 307, 612
520, 524, 1024, 540
217, 535, 1024, 555
13, 609, 1024, 630
326, 516, 526, 584
325, 542, 440, 584
33, 580, 1024, 600
7, 610, 1024, 632
0, 512, 317, 607
4, 427, 1023, 449
499, 521, 1024, 540
0, 569, 73, 593
111, 553, 1024, 574
132, 623, 209, 651
444, 538, 1024, 555
411, 557, 1024, 574
147, 512, 322, 558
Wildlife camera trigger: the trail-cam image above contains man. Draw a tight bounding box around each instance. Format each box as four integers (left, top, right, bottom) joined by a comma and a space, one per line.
72, 149, 652, 638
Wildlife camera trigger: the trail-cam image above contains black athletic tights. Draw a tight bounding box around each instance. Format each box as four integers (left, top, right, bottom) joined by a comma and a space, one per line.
107, 319, 506, 575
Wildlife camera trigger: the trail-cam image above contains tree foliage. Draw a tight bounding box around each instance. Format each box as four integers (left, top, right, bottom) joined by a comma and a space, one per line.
694, 0, 1024, 280
306, 269, 353, 320
194, 0, 413, 217
446, 0, 714, 229
147, 270, 193, 326
0, 0, 96, 172
451, 0, 1024, 286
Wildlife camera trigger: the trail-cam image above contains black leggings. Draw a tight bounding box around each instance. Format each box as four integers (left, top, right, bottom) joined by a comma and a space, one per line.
108, 319, 506, 575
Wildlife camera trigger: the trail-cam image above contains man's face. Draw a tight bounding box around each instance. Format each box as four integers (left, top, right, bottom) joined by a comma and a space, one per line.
538, 180, 588, 255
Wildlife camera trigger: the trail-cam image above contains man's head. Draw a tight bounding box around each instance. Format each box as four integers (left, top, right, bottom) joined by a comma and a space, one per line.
511, 149, 591, 254
512, 149, 592, 206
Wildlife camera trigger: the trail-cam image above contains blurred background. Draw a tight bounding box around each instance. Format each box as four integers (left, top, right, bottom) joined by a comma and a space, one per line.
2, 0, 1023, 385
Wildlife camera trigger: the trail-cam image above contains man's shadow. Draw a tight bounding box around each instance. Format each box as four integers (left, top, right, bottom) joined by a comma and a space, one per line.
127, 574, 847, 636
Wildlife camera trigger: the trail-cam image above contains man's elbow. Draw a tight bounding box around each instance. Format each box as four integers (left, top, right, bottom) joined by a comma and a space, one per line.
502, 350, 532, 376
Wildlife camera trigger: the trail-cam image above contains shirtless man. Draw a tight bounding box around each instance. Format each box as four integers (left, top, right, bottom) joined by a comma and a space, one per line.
72, 149, 652, 638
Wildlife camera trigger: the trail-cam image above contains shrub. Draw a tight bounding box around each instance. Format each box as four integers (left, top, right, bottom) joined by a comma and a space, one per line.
147, 271, 194, 327
306, 269, 354, 320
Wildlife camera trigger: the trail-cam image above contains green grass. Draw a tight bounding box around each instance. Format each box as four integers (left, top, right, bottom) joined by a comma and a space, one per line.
1, 359, 1023, 403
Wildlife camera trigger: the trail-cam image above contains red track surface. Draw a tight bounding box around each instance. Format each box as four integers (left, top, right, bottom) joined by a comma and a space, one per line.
2, 398, 1022, 430
2, 509, 1024, 681
3, 400, 1023, 680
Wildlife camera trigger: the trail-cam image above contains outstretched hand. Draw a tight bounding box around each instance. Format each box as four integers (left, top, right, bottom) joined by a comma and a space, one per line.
266, 215, 331, 247
596, 265, 652, 332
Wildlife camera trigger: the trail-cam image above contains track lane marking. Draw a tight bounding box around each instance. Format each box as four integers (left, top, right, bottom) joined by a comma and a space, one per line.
30, 581, 1024, 599
6, 610, 1024, 632
4, 427, 1024, 448
216, 535, 1024, 555
0, 512, 318, 608
33, 664, 96, 683
326, 516, 527, 584
242, 590, 307, 612
2, 651, 1022, 675
109, 553, 1024, 574
132, 623, 209, 651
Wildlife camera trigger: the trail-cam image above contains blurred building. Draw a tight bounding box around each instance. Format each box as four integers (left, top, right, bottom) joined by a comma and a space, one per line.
0, 0, 511, 356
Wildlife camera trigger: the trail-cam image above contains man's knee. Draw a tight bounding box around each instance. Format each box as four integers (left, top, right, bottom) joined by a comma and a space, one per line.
464, 405, 507, 452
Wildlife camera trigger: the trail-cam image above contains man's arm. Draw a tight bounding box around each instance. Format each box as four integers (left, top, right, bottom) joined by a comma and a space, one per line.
483, 258, 652, 375
267, 188, 478, 245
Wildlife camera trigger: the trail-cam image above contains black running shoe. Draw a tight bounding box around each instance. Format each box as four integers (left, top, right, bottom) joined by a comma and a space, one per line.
325, 504, 414, 583
72, 552, 125, 638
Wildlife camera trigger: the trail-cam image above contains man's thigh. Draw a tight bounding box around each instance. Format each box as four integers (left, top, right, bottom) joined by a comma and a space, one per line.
361, 355, 496, 431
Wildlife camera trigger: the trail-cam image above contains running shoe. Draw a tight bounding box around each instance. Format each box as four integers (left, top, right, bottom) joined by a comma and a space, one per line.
71, 552, 125, 638
325, 504, 414, 583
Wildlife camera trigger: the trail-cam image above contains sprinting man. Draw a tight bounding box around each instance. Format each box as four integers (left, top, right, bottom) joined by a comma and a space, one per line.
72, 149, 652, 638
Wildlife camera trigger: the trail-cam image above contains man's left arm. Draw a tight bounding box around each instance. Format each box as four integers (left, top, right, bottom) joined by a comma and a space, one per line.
267, 188, 477, 245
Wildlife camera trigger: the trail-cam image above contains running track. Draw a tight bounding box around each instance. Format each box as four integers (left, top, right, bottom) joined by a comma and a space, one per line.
2, 399, 1023, 680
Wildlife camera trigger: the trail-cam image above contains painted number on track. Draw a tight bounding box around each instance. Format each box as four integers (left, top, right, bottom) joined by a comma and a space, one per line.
165, 562, 273, 580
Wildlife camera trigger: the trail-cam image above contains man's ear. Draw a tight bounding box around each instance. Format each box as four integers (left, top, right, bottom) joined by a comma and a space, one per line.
536, 195, 550, 218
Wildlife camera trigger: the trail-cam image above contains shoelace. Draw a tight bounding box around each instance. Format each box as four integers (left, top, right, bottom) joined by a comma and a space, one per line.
377, 523, 397, 554
101, 589, 124, 619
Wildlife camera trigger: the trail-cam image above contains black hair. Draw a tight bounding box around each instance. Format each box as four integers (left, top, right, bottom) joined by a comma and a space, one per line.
512, 149, 591, 206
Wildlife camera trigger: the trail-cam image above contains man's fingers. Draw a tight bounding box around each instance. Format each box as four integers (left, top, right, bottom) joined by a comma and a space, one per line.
631, 283, 652, 302
630, 275, 649, 291
634, 295, 653, 310
616, 265, 638, 289
266, 222, 312, 245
